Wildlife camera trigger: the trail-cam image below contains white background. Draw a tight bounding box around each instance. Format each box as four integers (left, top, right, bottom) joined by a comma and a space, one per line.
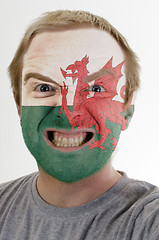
0, 0, 159, 184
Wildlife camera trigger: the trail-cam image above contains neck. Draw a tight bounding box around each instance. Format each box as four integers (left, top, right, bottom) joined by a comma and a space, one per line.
37, 163, 122, 208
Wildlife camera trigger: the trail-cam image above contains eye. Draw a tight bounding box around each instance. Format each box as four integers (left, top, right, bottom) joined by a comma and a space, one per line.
33, 83, 59, 98
89, 85, 105, 92
36, 84, 53, 92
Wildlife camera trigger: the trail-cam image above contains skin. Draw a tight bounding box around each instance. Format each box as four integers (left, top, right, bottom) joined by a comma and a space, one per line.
21, 27, 129, 207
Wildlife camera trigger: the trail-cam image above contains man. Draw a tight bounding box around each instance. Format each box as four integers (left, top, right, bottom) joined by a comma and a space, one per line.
0, 10, 159, 239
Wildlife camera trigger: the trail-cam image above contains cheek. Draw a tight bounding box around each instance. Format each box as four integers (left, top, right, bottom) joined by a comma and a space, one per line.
22, 94, 62, 107
84, 101, 107, 127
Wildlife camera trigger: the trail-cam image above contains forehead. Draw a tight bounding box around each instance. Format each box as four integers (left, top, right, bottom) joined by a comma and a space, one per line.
23, 27, 125, 72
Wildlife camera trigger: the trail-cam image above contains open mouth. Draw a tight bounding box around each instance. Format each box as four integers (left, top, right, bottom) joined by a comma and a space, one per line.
43, 128, 95, 152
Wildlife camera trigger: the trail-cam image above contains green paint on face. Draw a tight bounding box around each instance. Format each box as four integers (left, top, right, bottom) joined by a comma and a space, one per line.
22, 106, 122, 183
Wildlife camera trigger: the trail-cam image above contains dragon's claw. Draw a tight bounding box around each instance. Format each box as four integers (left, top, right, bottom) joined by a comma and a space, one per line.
89, 140, 105, 150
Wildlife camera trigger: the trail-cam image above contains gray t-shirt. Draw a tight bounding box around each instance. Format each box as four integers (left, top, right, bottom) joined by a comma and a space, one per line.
0, 172, 159, 240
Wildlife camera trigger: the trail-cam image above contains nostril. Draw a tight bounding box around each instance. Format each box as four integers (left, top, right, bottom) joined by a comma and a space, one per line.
70, 114, 81, 121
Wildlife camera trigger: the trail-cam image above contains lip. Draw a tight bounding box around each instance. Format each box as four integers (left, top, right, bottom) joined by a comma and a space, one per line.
43, 128, 95, 152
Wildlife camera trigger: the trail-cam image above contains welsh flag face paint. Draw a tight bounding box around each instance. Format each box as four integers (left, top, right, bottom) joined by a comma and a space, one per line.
22, 29, 133, 182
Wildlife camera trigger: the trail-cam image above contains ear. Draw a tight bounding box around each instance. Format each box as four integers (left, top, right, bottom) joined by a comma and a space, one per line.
123, 105, 134, 129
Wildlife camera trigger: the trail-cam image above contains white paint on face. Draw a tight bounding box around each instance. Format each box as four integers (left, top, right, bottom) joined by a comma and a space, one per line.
22, 27, 126, 106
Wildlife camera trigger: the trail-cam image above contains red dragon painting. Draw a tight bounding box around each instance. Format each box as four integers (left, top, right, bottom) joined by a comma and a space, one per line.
59, 56, 129, 150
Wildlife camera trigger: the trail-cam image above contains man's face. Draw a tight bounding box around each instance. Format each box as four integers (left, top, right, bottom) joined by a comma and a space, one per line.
22, 28, 130, 182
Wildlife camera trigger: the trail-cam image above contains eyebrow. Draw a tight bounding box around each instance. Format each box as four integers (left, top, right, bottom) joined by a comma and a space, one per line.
83, 68, 114, 83
23, 72, 61, 87
23, 69, 114, 86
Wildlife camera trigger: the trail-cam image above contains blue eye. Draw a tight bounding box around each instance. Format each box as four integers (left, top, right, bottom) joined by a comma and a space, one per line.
36, 84, 53, 92
32, 83, 59, 98
90, 85, 105, 92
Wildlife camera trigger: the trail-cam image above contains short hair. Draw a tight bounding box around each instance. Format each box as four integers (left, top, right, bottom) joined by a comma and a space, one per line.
8, 10, 140, 110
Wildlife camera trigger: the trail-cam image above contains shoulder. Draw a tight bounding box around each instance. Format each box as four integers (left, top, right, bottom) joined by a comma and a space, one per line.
121, 174, 159, 203
0, 172, 38, 204
129, 177, 159, 214
126, 176, 159, 214
116, 174, 159, 218
126, 177, 159, 239
131, 196, 159, 239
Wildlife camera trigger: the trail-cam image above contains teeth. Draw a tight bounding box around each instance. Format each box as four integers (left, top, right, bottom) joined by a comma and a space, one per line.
79, 136, 83, 144
69, 138, 74, 146
54, 135, 58, 141
63, 138, 67, 145
52, 133, 85, 148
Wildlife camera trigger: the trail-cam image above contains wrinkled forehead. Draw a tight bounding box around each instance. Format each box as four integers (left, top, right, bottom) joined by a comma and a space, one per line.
24, 27, 125, 74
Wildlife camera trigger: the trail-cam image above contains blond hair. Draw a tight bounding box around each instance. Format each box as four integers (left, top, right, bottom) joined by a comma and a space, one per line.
8, 10, 140, 110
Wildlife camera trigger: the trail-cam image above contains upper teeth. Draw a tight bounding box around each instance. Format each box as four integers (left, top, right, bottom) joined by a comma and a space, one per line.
53, 133, 85, 148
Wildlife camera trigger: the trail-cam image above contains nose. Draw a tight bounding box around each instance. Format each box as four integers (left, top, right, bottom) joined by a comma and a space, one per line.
60, 82, 76, 106
49, 86, 75, 107
66, 86, 76, 105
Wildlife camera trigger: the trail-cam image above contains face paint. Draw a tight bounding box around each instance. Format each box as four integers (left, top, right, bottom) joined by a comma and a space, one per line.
22, 55, 131, 182
21, 29, 133, 182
